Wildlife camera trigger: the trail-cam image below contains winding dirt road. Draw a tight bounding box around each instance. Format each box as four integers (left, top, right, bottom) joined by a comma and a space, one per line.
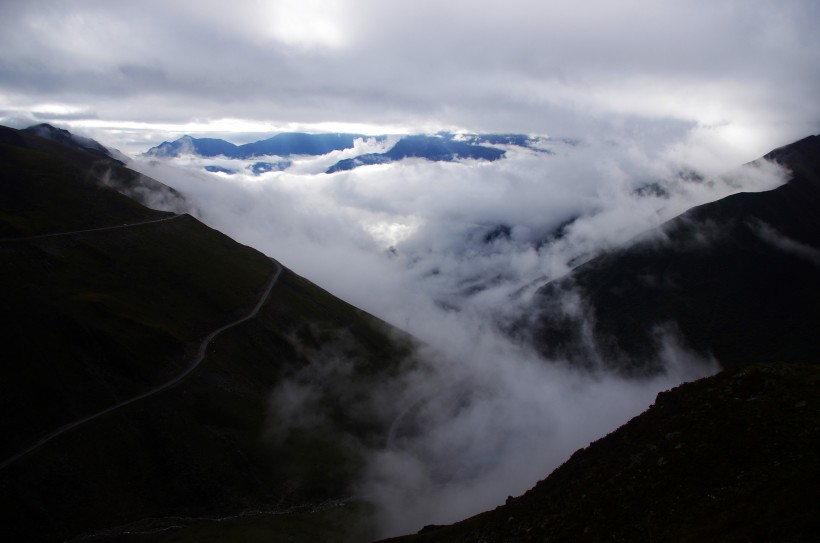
0, 214, 184, 243
0, 219, 283, 470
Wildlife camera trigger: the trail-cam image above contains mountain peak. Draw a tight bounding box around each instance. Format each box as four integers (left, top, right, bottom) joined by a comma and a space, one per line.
25, 122, 71, 138
143, 134, 239, 158
22, 123, 116, 161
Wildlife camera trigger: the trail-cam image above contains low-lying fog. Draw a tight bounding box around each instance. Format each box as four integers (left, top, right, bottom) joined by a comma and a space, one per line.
130, 133, 787, 536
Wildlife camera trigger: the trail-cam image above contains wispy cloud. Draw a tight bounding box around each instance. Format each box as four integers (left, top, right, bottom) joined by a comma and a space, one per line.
753, 220, 820, 267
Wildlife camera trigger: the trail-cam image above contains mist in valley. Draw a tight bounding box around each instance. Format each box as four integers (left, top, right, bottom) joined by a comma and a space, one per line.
130, 134, 786, 535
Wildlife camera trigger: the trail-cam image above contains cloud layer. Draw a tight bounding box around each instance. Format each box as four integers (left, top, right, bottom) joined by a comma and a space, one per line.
130, 136, 786, 535
131, 138, 786, 327
1, 1, 819, 159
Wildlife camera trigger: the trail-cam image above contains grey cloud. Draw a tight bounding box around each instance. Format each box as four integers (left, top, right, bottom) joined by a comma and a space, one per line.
129, 137, 788, 328
753, 220, 820, 267
360, 335, 716, 537
31, 110, 99, 121
1, 0, 818, 153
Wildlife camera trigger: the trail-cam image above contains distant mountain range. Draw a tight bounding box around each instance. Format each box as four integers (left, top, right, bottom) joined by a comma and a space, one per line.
144, 132, 369, 160
143, 132, 544, 174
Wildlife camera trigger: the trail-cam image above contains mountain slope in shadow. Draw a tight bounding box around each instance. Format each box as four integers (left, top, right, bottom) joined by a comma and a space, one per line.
380, 135, 820, 543
381, 362, 820, 543
527, 135, 820, 374
0, 125, 415, 542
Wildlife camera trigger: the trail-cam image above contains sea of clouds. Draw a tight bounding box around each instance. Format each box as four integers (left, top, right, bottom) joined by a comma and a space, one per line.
129, 133, 787, 535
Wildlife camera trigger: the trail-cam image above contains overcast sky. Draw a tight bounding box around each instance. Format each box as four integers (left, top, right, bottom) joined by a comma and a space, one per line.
1, 0, 819, 159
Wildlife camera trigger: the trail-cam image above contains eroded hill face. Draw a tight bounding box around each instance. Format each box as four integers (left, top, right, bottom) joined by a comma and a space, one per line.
382, 362, 820, 543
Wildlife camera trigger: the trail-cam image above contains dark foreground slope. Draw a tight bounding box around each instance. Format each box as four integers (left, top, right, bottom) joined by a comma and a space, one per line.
0, 126, 413, 542
529, 135, 820, 374
384, 362, 820, 543
0, 125, 183, 237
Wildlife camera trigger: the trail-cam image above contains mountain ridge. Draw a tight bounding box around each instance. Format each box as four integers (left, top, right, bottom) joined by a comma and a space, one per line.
22, 123, 119, 162
375, 132, 819, 540
380, 362, 820, 542
0, 124, 416, 542
143, 131, 545, 173
144, 132, 370, 159
526, 133, 820, 375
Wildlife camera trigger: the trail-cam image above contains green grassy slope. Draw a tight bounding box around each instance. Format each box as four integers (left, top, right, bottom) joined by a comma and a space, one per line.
382, 362, 820, 543
0, 126, 414, 542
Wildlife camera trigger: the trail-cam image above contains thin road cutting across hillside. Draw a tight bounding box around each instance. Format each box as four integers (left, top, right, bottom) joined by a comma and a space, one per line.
0, 219, 283, 470
0, 213, 183, 242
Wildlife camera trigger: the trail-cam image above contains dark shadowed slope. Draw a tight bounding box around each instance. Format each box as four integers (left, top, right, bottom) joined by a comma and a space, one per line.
0, 254, 281, 471
382, 362, 820, 543
0, 125, 415, 542
0, 125, 183, 236
22, 123, 119, 161
528, 135, 820, 374
382, 136, 820, 543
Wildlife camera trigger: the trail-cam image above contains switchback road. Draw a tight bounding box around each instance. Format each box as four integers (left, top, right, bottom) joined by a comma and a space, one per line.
0, 249, 282, 470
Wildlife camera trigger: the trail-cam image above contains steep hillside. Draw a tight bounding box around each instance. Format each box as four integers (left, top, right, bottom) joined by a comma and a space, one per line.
378, 136, 820, 543
0, 125, 183, 236
383, 362, 820, 542
0, 126, 414, 542
22, 123, 118, 161
528, 135, 820, 374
